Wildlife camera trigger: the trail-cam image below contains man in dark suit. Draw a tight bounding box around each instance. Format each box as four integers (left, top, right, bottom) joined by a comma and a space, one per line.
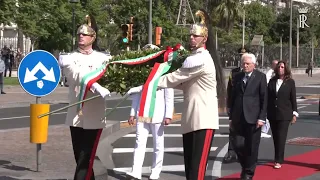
224, 47, 250, 163
229, 53, 268, 180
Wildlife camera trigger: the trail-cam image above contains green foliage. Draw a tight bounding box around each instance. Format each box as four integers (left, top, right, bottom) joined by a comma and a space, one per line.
98, 48, 189, 95
5, 0, 320, 53
245, 2, 276, 44
0, 0, 17, 24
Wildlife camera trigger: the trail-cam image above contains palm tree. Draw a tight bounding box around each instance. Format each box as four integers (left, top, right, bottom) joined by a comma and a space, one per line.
214, 0, 243, 33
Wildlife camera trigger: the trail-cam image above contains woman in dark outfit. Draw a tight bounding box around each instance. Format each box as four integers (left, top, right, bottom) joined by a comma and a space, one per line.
267, 61, 298, 169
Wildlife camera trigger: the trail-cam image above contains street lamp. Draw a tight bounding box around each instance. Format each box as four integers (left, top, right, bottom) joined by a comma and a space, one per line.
289, 0, 293, 68
69, 0, 79, 51
148, 0, 152, 44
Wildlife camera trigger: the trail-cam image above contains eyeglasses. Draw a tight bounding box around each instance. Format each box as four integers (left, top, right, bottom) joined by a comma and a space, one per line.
78, 33, 92, 37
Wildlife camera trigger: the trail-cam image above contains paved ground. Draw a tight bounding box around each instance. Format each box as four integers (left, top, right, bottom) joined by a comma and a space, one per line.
0, 73, 319, 179
0, 95, 184, 179
109, 96, 320, 180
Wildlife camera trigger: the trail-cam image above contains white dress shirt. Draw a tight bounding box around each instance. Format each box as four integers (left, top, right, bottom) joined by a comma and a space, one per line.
266, 69, 274, 84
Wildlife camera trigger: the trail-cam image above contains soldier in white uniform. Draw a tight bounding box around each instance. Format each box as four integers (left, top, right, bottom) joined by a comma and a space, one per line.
127, 9, 222, 180
59, 15, 111, 180
0, 55, 5, 94
126, 88, 174, 180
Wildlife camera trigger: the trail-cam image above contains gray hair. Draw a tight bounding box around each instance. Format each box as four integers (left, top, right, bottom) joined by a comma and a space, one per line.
241, 53, 256, 64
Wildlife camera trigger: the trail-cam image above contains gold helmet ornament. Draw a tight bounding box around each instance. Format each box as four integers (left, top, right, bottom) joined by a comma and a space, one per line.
77, 15, 97, 47
189, 10, 208, 37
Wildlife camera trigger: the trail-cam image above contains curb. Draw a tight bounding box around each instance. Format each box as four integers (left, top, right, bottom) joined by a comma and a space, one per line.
0, 100, 69, 109
301, 95, 320, 99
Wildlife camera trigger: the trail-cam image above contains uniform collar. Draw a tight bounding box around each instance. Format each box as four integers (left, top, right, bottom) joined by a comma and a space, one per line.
192, 47, 206, 54
77, 48, 94, 55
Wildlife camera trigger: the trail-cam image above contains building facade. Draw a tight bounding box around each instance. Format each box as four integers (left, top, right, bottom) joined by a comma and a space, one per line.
0, 23, 31, 57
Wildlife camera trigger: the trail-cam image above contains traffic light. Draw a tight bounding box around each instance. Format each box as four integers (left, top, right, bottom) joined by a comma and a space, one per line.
121, 23, 133, 43
132, 17, 141, 42
155, 27, 162, 46
121, 24, 129, 43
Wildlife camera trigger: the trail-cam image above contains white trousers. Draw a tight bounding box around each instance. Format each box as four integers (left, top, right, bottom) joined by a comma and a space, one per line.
128, 122, 164, 179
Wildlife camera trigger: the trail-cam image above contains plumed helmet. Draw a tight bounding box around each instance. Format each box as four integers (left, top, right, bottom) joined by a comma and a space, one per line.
77, 14, 100, 50
77, 15, 96, 37
238, 46, 251, 55
189, 10, 208, 37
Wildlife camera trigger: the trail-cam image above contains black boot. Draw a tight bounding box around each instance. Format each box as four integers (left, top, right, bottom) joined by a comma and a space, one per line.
223, 150, 237, 163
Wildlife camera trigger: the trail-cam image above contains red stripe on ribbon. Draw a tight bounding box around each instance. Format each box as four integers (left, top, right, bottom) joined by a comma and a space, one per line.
198, 129, 214, 180
138, 63, 161, 117
163, 48, 173, 62
113, 50, 166, 65
85, 129, 103, 180
82, 65, 109, 108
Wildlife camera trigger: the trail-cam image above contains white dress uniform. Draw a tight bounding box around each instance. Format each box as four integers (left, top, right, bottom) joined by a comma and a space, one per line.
0, 56, 5, 74
0, 56, 5, 92
158, 47, 219, 134
59, 50, 112, 129
127, 88, 174, 180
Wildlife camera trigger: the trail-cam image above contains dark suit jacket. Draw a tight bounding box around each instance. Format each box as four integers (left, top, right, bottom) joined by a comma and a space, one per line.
229, 69, 268, 124
227, 67, 242, 113
267, 77, 298, 121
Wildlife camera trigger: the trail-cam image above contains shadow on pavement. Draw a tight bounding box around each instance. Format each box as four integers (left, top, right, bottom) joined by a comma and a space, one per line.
163, 171, 221, 180
0, 177, 19, 180
107, 169, 127, 180
0, 160, 35, 172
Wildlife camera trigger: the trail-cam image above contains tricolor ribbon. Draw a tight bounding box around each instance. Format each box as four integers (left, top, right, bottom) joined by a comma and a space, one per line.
77, 50, 166, 112
138, 48, 179, 123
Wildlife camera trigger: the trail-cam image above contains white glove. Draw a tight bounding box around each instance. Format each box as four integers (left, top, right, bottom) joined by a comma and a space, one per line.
58, 54, 72, 67
127, 85, 143, 95
91, 83, 111, 98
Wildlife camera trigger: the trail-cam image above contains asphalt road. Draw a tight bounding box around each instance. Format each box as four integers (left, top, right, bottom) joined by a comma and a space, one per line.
109, 87, 320, 180
296, 87, 320, 95
0, 96, 184, 130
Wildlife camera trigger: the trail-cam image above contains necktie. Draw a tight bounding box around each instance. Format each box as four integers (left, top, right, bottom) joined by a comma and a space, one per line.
243, 75, 249, 89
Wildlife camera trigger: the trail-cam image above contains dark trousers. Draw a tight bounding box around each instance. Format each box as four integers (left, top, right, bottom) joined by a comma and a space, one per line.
182, 129, 215, 180
308, 68, 313, 77
4, 62, 12, 77
269, 120, 290, 164
228, 128, 235, 152
0, 72, 3, 91
70, 127, 102, 180
231, 117, 261, 178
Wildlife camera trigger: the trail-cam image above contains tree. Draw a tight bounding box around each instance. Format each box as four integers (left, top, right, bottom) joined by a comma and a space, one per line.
0, 0, 16, 24
269, 7, 311, 45
244, 2, 276, 44
214, 0, 243, 33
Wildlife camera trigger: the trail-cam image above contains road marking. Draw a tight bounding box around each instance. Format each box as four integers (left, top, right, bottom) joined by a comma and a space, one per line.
297, 99, 307, 102
211, 142, 229, 178
298, 106, 307, 109
119, 116, 228, 123
297, 104, 309, 106
113, 165, 186, 174
123, 134, 228, 138
166, 124, 229, 127
296, 85, 320, 88
300, 111, 318, 114
113, 147, 218, 153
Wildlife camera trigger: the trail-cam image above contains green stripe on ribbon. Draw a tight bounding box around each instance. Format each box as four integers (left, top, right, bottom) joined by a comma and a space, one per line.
148, 63, 172, 117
